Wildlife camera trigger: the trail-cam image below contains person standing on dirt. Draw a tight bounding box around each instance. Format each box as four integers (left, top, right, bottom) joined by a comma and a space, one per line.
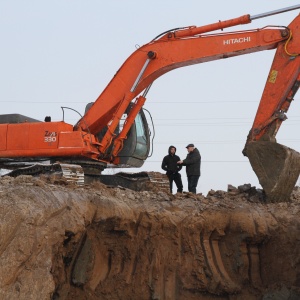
177, 144, 201, 194
161, 145, 183, 194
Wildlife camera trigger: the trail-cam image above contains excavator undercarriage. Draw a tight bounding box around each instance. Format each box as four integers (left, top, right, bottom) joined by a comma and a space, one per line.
1, 162, 170, 193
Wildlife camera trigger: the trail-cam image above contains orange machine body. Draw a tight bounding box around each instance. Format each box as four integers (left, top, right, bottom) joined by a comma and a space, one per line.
0, 121, 100, 161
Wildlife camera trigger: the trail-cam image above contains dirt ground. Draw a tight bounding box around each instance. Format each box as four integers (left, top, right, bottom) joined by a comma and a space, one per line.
0, 174, 299, 300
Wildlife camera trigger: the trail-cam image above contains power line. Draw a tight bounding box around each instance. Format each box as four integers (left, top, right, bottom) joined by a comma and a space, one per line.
154, 122, 300, 126
153, 140, 300, 144
33, 118, 300, 123
0, 101, 86, 104
0, 100, 258, 103
149, 101, 258, 103
0, 99, 288, 104
145, 160, 250, 163
154, 116, 300, 120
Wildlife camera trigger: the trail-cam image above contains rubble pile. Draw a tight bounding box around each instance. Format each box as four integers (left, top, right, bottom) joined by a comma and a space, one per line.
0, 175, 299, 300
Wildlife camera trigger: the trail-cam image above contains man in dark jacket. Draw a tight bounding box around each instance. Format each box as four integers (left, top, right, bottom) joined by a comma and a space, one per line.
178, 143, 201, 194
161, 145, 183, 193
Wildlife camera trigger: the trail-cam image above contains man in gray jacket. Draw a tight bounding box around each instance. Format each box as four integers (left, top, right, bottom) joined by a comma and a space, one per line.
178, 144, 201, 194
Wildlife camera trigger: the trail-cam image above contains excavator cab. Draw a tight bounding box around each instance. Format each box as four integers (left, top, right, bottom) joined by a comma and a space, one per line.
84, 102, 151, 168
116, 107, 150, 167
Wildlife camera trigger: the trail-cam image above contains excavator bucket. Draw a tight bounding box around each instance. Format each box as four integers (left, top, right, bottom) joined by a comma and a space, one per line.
246, 141, 300, 203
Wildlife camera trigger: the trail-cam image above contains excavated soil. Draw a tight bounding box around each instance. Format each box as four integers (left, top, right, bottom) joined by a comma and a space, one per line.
0, 174, 300, 300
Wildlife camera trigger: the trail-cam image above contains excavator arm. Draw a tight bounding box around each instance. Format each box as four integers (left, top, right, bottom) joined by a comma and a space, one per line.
243, 15, 300, 202
247, 15, 300, 142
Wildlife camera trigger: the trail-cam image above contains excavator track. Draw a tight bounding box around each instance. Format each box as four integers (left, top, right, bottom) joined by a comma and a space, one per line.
3, 163, 62, 177
2, 163, 169, 192
3, 163, 85, 185
87, 171, 170, 193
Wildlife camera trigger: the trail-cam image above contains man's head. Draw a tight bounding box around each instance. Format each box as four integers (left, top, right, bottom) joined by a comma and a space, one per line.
169, 145, 176, 155
186, 143, 195, 153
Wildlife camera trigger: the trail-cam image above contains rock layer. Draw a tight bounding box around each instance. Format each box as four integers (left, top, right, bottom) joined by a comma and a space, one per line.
0, 176, 299, 300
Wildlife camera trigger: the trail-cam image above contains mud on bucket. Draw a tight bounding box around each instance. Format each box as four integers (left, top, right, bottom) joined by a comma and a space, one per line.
246, 141, 300, 203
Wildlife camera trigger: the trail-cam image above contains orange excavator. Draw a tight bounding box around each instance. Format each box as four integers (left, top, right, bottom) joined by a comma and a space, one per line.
1, 6, 300, 201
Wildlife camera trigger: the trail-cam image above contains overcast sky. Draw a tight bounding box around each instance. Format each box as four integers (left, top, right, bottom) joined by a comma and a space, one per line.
1, 1, 299, 194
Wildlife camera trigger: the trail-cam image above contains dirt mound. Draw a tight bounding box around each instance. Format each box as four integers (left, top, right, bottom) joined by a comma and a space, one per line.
0, 175, 299, 300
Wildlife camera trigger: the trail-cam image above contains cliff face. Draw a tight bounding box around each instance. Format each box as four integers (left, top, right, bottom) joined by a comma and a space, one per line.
0, 175, 299, 300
